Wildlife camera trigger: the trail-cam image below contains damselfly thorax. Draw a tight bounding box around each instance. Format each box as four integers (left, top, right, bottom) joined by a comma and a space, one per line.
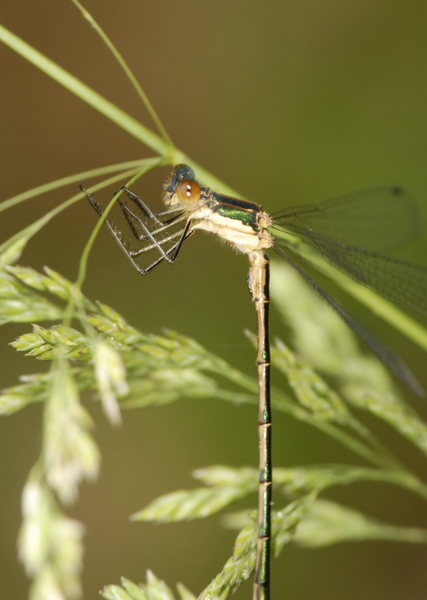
163, 164, 274, 254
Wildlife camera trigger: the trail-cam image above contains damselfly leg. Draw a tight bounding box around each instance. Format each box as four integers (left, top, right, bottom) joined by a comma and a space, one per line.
80, 182, 194, 274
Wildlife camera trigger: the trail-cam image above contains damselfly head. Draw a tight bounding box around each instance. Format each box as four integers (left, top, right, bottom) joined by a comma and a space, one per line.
164, 164, 200, 208
165, 164, 196, 193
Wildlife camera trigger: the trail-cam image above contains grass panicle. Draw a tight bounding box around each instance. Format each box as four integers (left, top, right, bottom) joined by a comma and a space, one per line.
101, 571, 196, 600
2, 264, 427, 597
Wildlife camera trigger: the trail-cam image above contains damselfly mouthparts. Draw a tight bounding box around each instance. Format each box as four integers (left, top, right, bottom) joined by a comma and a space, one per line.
81, 164, 427, 600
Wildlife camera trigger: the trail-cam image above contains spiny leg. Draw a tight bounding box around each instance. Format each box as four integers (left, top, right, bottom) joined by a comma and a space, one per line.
81, 183, 196, 275
117, 188, 190, 264
126, 224, 195, 275
81, 184, 178, 266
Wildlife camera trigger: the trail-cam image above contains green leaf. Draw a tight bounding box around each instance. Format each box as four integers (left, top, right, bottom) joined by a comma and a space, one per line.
271, 339, 353, 424
94, 341, 127, 425
43, 360, 100, 503
193, 465, 258, 488
0, 25, 238, 196
0, 159, 148, 215
0, 271, 63, 324
18, 474, 84, 600
0, 373, 51, 414
0, 24, 167, 156
344, 387, 427, 459
133, 466, 259, 523
7, 265, 69, 300
0, 235, 29, 269
273, 465, 427, 500
101, 586, 133, 600
0, 216, 53, 269
293, 499, 427, 547
270, 261, 360, 372
11, 324, 91, 361
201, 496, 313, 599
101, 572, 177, 600
132, 486, 250, 523
199, 516, 257, 600
7, 265, 97, 308
273, 494, 316, 556
121, 368, 222, 409
176, 583, 197, 600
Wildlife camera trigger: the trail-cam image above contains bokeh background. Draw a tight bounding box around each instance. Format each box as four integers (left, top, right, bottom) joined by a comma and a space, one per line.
1, 1, 427, 598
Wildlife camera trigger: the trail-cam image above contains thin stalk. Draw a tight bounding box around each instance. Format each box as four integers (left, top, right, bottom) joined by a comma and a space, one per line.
0, 159, 148, 214
0, 24, 167, 156
69, 0, 174, 152
0, 24, 239, 196
0, 165, 145, 260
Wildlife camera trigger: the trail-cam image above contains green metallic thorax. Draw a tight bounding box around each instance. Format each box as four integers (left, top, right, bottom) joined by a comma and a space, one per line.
208, 191, 263, 232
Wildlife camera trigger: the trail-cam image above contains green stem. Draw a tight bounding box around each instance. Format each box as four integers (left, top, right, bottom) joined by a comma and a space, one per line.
0, 159, 148, 214
338, 468, 427, 502
0, 24, 240, 196
69, 0, 175, 152
0, 24, 166, 155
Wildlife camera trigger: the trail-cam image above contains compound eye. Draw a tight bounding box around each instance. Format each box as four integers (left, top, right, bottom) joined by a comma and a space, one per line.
173, 164, 194, 179
176, 179, 201, 206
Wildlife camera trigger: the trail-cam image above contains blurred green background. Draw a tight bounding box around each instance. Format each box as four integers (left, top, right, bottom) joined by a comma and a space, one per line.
1, 1, 427, 598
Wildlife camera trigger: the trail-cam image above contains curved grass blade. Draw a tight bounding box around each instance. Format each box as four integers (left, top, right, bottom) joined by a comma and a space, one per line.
273, 186, 421, 253
70, 0, 174, 151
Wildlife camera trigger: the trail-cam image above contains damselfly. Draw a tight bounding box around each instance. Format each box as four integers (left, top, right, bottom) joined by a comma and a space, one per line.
81, 164, 427, 600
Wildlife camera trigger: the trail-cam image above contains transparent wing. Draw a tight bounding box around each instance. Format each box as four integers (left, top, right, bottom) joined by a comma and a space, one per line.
272, 186, 427, 317
274, 246, 424, 397
272, 186, 421, 253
